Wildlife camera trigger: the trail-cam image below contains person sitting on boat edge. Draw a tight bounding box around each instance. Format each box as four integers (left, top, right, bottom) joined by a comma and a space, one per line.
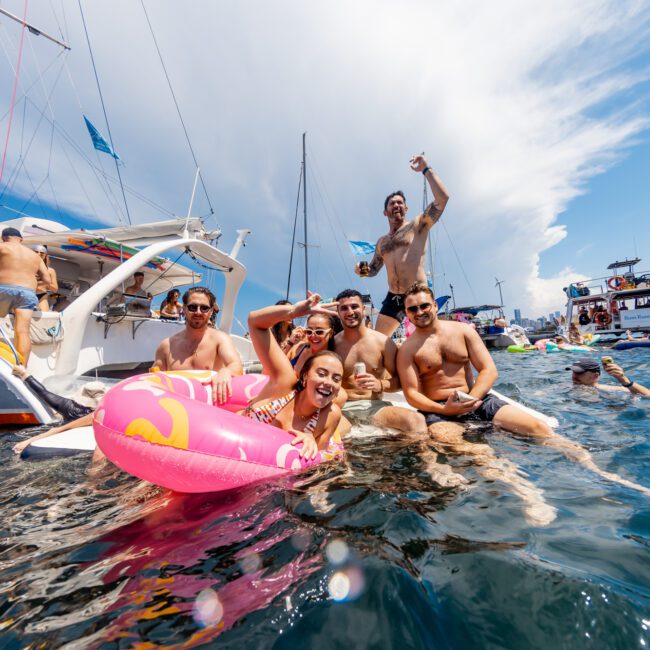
0, 227, 51, 364
245, 293, 344, 459
353, 154, 449, 337
332, 288, 427, 434
568, 358, 650, 396
397, 282, 650, 498
11, 364, 107, 455
153, 286, 243, 403
159, 289, 182, 320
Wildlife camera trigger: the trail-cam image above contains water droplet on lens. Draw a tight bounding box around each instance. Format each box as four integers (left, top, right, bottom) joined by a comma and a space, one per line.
328, 572, 351, 601
325, 539, 349, 565
291, 529, 312, 550
193, 588, 224, 627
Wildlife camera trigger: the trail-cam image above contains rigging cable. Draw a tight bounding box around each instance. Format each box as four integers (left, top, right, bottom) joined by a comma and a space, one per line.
139, 0, 215, 221
0, 0, 28, 189
77, 0, 132, 224
286, 163, 302, 300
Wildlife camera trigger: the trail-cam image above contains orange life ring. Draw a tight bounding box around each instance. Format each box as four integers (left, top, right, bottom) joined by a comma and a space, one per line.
607, 276, 625, 291
594, 311, 612, 326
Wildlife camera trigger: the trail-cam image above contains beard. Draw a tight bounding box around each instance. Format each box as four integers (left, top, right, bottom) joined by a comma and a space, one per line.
186, 318, 207, 330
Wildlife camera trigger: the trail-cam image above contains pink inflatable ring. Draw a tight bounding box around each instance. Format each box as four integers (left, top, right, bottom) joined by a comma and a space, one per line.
93, 371, 341, 493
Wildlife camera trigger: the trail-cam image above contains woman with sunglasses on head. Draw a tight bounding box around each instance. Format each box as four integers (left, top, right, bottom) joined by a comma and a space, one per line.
33, 245, 57, 311
245, 293, 344, 459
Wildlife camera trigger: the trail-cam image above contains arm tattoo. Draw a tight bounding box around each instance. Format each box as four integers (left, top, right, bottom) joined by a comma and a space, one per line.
423, 201, 443, 226
366, 250, 384, 277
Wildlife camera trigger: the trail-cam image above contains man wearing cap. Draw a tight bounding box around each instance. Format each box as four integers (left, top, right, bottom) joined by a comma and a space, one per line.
0, 227, 51, 363
568, 358, 650, 395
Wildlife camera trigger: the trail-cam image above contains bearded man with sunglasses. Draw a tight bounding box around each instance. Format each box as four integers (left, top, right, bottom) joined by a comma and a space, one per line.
153, 287, 243, 404
354, 154, 450, 337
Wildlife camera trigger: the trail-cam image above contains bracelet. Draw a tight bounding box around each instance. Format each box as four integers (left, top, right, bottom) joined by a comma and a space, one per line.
422, 166, 431, 175
621, 378, 634, 388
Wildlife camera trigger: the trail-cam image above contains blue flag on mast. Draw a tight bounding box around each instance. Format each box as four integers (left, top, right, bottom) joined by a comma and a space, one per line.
83, 116, 121, 161
348, 240, 376, 256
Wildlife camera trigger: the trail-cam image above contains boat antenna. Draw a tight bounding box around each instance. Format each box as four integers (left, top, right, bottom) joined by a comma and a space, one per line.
302, 132, 308, 298
183, 167, 200, 238
495, 277, 505, 307
286, 163, 303, 300
77, 0, 132, 224
421, 151, 435, 292
139, 0, 215, 221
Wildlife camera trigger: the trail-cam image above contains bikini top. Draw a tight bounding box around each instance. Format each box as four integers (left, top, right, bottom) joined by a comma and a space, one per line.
289, 344, 309, 369
244, 390, 320, 435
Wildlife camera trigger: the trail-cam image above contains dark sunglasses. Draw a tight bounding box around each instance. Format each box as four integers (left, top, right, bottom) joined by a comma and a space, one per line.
186, 303, 212, 313
304, 328, 331, 337
406, 302, 433, 315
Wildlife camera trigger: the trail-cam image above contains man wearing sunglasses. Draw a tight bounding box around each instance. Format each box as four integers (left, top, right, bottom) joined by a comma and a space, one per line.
332, 289, 427, 434
153, 287, 243, 404
354, 154, 450, 338
397, 283, 551, 437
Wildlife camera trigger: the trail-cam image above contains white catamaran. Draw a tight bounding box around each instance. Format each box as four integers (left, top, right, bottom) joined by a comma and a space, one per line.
0, 216, 256, 425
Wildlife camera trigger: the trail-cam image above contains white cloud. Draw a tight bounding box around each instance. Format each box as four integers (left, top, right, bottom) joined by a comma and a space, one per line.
0, 0, 648, 319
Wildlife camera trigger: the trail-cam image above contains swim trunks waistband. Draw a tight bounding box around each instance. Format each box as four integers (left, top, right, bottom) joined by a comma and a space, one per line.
0, 284, 38, 317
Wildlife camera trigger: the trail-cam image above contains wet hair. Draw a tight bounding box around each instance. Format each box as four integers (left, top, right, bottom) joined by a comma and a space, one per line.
182, 286, 216, 307
404, 282, 434, 300
294, 350, 343, 391
134, 271, 145, 278
272, 299, 294, 343
384, 190, 406, 211
335, 288, 363, 303
307, 312, 342, 351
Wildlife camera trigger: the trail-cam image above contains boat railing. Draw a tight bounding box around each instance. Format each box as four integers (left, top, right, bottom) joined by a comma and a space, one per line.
567, 269, 650, 299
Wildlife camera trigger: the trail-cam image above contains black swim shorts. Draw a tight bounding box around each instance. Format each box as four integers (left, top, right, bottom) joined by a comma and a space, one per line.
419, 393, 508, 426
379, 291, 406, 322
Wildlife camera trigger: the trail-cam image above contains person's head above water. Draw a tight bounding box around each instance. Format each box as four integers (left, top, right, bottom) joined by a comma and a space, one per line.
182, 287, 218, 329
566, 358, 600, 386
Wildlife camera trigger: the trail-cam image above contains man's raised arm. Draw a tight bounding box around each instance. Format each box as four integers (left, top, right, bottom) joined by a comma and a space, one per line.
410, 154, 449, 229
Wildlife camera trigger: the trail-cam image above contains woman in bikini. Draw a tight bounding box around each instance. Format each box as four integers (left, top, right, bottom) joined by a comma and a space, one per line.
245, 293, 343, 460
33, 245, 57, 311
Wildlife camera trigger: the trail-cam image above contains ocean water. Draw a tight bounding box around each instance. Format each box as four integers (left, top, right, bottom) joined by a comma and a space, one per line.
1, 349, 649, 649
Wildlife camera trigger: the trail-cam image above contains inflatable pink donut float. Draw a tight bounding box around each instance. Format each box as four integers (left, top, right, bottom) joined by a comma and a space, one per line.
93, 371, 341, 494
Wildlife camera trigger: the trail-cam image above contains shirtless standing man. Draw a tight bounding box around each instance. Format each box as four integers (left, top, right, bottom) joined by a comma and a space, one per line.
153, 286, 243, 403
0, 227, 50, 363
397, 283, 649, 521
332, 289, 426, 434
355, 154, 449, 336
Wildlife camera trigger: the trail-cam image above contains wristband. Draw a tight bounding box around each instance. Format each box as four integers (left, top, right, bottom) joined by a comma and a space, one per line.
422, 166, 431, 175
621, 378, 634, 388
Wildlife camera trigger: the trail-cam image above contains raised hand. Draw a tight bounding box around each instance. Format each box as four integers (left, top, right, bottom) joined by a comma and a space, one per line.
409, 154, 429, 173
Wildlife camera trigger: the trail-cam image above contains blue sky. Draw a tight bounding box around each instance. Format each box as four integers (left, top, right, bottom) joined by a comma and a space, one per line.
1, 1, 649, 330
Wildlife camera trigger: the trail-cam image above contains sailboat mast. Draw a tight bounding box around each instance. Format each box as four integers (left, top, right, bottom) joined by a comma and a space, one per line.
302, 132, 308, 298
423, 170, 434, 292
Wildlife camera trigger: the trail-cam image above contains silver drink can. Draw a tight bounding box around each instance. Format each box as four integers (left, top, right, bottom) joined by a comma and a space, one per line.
353, 362, 366, 377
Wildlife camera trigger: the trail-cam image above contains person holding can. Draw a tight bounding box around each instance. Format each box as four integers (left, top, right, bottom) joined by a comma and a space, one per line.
332, 288, 427, 433
354, 154, 450, 337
